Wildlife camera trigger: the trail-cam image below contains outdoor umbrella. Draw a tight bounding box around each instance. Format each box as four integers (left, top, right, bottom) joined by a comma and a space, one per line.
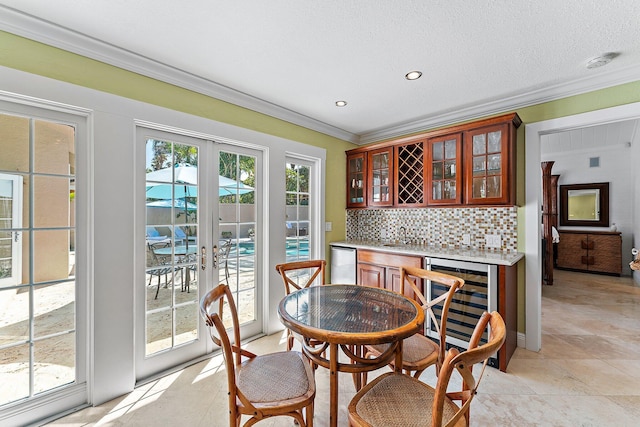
146, 199, 198, 210
146, 164, 254, 249
146, 163, 254, 198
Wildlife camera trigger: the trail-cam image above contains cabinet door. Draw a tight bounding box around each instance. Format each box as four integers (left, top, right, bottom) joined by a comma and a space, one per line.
347, 152, 367, 207
588, 234, 622, 274
357, 262, 385, 288
426, 133, 462, 205
388, 266, 402, 293
368, 146, 394, 206
556, 233, 587, 270
395, 140, 426, 207
464, 123, 512, 205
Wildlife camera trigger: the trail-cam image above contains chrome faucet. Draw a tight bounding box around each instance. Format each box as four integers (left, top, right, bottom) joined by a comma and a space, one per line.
399, 226, 409, 244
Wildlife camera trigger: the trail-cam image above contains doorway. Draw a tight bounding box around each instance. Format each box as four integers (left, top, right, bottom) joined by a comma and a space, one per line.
136, 127, 262, 380
524, 101, 640, 352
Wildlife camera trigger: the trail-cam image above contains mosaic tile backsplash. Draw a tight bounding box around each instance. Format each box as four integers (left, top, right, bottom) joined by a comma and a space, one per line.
346, 207, 518, 251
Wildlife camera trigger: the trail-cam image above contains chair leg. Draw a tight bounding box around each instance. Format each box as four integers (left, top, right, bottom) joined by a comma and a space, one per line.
155, 275, 160, 299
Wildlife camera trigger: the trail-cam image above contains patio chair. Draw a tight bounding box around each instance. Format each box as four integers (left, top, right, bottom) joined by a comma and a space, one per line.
147, 241, 182, 299
348, 311, 506, 427
275, 260, 326, 351
200, 283, 316, 427
363, 266, 464, 380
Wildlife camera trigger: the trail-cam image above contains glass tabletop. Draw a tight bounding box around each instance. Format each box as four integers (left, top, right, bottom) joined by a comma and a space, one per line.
278, 284, 420, 338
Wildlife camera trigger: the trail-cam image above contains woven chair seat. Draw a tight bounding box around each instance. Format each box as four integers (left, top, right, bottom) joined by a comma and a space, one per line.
353, 372, 463, 427
238, 351, 311, 403
369, 333, 438, 365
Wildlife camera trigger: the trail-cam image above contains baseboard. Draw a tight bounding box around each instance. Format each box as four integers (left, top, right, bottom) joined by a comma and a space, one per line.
517, 332, 526, 348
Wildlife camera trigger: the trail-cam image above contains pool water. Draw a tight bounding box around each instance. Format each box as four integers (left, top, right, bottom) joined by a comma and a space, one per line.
236, 239, 310, 258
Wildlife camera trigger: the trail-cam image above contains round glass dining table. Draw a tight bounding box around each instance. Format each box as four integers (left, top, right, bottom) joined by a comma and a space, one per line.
278, 284, 424, 427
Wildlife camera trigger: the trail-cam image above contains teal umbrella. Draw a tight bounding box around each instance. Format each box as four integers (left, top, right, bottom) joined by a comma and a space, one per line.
146, 164, 253, 198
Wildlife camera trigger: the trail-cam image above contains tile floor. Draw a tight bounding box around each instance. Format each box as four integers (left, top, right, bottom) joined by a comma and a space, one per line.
49, 270, 640, 426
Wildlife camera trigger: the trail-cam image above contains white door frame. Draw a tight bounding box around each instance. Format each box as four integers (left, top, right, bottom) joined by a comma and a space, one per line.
524, 101, 640, 351
0, 173, 23, 287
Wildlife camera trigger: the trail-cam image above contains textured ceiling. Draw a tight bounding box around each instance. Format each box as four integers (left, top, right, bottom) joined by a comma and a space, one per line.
1, 1, 639, 144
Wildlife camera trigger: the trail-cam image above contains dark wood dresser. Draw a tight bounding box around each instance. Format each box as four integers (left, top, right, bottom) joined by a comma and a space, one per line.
556, 230, 622, 275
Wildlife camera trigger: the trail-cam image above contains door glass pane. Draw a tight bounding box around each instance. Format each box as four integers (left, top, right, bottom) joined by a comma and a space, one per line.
145, 139, 199, 356
220, 152, 256, 325
285, 161, 313, 286
0, 114, 29, 172
0, 114, 77, 407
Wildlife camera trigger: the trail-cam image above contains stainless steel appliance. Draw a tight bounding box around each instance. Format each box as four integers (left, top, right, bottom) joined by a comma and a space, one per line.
425, 257, 498, 367
330, 246, 356, 284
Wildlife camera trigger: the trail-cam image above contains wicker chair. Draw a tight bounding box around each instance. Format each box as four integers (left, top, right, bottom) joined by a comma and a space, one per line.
200, 283, 316, 427
364, 266, 464, 379
348, 311, 506, 427
275, 260, 326, 350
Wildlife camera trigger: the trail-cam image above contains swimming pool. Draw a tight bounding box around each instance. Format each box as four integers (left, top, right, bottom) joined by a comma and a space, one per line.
235, 239, 310, 259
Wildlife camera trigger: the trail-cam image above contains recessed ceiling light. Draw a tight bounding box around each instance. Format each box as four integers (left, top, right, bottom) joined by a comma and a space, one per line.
585, 52, 617, 69
335, 100, 347, 107
405, 70, 422, 80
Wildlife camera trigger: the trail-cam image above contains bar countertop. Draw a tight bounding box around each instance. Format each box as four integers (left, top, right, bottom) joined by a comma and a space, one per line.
330, 240, 524, 266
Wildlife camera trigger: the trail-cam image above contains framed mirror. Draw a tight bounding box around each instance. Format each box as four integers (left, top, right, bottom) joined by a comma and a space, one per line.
559, 182, 609, 227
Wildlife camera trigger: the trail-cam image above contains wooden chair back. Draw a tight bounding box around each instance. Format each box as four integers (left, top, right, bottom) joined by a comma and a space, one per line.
400, 266, 464, 371
433, 311, 506, 427
200, 283, 316, 426
275, 259, 326, 294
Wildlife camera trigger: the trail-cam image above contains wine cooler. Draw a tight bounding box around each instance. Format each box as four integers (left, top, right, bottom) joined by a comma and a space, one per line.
424, 257, 499, 367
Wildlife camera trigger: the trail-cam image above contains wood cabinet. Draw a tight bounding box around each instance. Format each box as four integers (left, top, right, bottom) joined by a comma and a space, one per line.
346, 112, 521, 208
367, 147, 394, 206
426, 133, 462, 205
464, 122, 515, 205
356, 249, 422, 296
556, 230, 622, 275
346, 152, 367, 207
395, 139, 427, 207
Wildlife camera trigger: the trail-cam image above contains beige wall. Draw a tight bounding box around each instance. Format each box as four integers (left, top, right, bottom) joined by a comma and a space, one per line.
0, 113, 74, 282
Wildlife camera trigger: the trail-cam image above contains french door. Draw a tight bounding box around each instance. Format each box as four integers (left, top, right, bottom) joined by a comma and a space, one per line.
136, 128, 262, 380
0, 106, 88, 426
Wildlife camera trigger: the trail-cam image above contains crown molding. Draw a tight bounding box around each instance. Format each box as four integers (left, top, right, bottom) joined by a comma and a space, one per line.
358, 63, 640, 144
0, 6, 358, 143
2, 6, 638, 147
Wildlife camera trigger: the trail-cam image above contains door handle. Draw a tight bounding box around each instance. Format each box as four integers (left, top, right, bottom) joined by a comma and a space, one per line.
212, 244, 218, 269
201, 246, 206, 270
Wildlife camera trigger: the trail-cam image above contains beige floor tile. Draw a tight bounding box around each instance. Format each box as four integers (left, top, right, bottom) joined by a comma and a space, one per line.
49, 270, 640, 426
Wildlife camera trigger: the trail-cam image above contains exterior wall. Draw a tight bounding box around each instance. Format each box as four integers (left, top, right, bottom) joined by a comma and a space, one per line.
0, 114, 73, 282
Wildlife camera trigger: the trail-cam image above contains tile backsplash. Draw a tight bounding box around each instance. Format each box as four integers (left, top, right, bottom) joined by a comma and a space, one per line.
346, 206, 518, 251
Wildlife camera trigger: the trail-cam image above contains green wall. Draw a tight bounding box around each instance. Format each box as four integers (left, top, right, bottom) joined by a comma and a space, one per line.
2, 30, 640, 335
0, 30, 357, 261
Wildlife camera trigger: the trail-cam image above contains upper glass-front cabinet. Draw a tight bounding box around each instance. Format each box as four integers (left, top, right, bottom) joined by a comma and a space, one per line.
427, 133, 462, 205
345, 113, 520, 208
346, 152, 367, 208
464, 123, 511, 205
367, 147, 393, 207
